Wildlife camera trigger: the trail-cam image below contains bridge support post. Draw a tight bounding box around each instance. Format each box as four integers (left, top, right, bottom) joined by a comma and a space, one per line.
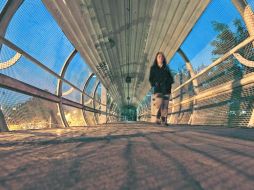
177, 49, 199, 125
150, 94, 156, 123
231, 0, 254, 40
0, 108, 8, 132
168, 92, 175, 124
100, 85, 107, 124
177, 49, 199, 95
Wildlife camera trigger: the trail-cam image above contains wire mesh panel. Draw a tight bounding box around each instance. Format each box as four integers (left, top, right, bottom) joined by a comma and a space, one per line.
137, 91, 152, 122
62, 82, 82, 104
94, 83, 101, 108
0, 88, 63, 130
0, 0, 115, 130
83, 96, 93, 109
83, 110, 96, 126
64, 53, 93, 90
197, 59, 242, 92
0, 0, 7, 14
191, 83, 254, 126
167, 0, 254, 127
107, 115, 118, 123
170, 101, 193, 125
171, 71, 194, 98
82, 75, 99, 123
180, 0, 244, 71
247, 0, 254, 9
0, 45, 58, 94
62, 105, 86, 127
85, 75, 98, 96
168, 52, 186, 76
4, 0, 74, 74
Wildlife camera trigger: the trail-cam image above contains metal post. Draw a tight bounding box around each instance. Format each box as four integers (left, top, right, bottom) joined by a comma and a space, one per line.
177, 48, 199, 125
231, 0, 254, 37
177, 48, 199, 94
82, 73, 95, 126
57, 49, 77, 128
0, 107, 8, 132
100, 85, 107, 124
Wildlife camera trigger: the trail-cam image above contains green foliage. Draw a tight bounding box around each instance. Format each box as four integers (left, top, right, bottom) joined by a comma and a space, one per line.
210, 20, 239, 57
210, 19, 254, 74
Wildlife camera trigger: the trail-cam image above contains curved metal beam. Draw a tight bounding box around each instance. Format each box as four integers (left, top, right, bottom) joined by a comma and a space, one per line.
231, 0, 254, 46
231, 0, 254, 127
173, 36, 254, 93
0, 37, 96, 100
93, 81, 101, 124
233, 52, 254, 67
231, 0, 248, 16
84, 73, 95, 90
57, 49, 77, 128
0, 0, 24, 38
0, 52, 21, 69
82, 73, 95, 126
62, 87, 74, 96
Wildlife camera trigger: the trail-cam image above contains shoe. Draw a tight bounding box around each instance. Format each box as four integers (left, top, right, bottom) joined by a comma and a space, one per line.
156, 121, 161, 125
156, 118, 161, 125
161, 117, 168, 126
162, 123, 169, 127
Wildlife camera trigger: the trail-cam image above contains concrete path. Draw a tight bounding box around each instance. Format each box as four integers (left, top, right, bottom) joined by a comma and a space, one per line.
0, 123, 253, 190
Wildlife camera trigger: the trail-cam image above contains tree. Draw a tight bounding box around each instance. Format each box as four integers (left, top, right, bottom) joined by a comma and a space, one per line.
211, 19, 254, 74
210, 19, 254, 127
211, 21, 237, 59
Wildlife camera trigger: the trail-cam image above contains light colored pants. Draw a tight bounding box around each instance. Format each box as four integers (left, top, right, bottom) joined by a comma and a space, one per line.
151, 93, 169, 122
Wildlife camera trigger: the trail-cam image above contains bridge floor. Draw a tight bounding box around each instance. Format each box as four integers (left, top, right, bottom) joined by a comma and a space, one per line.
0, 123, 253, 190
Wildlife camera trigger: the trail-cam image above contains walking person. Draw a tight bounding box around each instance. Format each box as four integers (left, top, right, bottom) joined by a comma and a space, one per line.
149, 52, 174, 126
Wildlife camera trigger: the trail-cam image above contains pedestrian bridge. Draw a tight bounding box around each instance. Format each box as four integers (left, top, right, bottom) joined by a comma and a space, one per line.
0, 0, 254, 189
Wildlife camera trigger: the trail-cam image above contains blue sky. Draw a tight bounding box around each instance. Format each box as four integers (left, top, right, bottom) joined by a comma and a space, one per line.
181, 0, 240, 59
4, 0, 74, 74
0, 0, 95, 106
0, 0, 95, 97
169, 0, 252, 72
0, 0, 7, 13
248, 0, 254, 9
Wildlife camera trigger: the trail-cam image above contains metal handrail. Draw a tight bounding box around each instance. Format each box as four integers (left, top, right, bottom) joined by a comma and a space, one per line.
173, 35, 254, 93
0, 36, 106, 106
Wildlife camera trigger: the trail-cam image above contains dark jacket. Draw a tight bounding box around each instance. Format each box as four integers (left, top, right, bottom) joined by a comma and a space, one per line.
149, 63, 174, 95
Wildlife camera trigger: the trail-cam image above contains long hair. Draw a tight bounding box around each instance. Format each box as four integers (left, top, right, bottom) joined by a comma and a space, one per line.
153, 52, 167, 66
